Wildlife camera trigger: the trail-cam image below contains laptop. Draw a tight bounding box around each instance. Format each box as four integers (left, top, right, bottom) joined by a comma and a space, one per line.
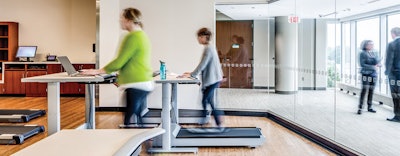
58, 56, 114, 79
57, 56, 88, 77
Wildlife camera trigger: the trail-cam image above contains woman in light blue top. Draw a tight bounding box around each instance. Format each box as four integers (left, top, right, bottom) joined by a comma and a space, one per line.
184, 27, 224, 128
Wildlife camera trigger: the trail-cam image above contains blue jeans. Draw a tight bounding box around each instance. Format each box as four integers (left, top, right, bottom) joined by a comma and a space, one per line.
124, 88, 149, 125
202, 82, 223, 126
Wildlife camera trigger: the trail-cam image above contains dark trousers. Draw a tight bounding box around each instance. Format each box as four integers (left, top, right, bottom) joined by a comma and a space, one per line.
389, 76, 400, 117
124, 88, 149, 125
359, 75, 376, 109
202, 82, 222, 126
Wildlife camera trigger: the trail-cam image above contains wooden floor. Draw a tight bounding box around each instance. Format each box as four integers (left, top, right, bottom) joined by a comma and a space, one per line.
0, 97, 334, 156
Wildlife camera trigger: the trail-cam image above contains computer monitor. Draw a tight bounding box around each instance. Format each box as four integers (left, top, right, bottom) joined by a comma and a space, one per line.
16, 46, 37, 62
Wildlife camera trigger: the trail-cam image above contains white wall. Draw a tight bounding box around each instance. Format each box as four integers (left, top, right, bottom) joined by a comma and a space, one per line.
99, 0, 215, 108
298, 19, 316, 89
0, 0, 96, 62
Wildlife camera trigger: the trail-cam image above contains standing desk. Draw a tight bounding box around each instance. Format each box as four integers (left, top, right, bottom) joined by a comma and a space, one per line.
148, 75, 200, 153
21, 72, 107, 135
148, 75, 265, 153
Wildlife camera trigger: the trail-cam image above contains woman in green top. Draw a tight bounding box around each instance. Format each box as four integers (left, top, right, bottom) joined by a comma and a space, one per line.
80, 8, 153, 126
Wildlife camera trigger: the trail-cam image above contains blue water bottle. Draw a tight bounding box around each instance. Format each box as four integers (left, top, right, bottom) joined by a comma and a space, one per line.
160, 60, 166, 80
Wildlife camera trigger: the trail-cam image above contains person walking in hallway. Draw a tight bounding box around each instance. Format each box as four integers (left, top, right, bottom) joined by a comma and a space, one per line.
385, 27, 400, 122
357, 40, 380, 114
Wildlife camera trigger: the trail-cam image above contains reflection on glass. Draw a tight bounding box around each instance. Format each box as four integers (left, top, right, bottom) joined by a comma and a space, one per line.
342, 23, 351, 84
356, 18, 380, 90
224, 35, 252, 88
327, 22, 341, 88
216, 1, 400, 156
336, 8, 400, 156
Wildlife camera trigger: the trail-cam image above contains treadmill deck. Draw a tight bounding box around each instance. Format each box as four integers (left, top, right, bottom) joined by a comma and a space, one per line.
177, 127, 263, 138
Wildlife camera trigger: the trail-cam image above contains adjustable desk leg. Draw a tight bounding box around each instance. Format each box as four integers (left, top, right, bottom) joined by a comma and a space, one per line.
171, 83, 179, 124
148, 82, 197, 153
161, 83, 171, 150
85, 84, 95, 129
47, 82, 60, 135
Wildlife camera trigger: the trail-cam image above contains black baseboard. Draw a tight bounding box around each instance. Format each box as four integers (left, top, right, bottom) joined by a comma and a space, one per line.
0, 94, 25, 97
222, 110, 268, 117
96, 107, 125, 112
275, 90, 298, 94
266, 111, 362, 156
253, 86, 275, 89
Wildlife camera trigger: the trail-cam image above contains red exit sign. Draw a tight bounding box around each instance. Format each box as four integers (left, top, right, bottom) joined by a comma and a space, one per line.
288, 16, 300, 23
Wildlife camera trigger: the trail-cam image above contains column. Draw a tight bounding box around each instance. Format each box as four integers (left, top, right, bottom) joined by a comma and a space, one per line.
275, 16, 298, 94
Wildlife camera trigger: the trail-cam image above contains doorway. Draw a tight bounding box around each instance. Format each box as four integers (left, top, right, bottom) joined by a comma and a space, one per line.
216, 21, 253, 88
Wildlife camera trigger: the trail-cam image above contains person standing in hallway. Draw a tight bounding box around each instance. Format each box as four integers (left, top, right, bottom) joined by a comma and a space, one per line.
80, 8, 154, 126
357, 40, 380, 115
182, 27, 224, 129
385, 27, 400, 122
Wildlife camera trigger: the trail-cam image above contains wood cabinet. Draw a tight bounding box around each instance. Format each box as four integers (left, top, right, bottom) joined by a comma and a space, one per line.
4, 70, 25, 94
47, 64, 81, 95
25, 64, 47, 96
0, 22, 18, 62
76, 64, 95, 94
47, 64, 62, 74
59, 64, 95, 95
1, 63, 95, 96
3, 64, 47, 95
0, 83, 4, 94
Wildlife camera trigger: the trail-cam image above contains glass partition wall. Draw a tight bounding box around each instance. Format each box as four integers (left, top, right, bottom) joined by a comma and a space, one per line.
98, 0, 400, 155
335, 7, 400, 156
216, 0, 400, 155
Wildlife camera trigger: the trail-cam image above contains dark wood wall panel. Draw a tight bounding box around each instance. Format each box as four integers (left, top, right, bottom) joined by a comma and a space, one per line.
216, 21, 253, 88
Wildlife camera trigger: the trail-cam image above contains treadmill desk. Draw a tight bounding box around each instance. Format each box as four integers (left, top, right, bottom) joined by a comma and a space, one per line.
21, 72, 106, 135
149, 75, 266, 153
148, 75, 200, 153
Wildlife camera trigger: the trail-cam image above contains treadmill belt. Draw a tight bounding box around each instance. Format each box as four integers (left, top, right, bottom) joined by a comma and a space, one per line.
0, 109, 46, 123
177, 127, 262, 138
144, 109, 207, 117
0, 125, 45, 144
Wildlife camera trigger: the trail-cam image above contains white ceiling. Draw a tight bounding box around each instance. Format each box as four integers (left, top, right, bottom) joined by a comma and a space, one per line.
216, 0, 400, 20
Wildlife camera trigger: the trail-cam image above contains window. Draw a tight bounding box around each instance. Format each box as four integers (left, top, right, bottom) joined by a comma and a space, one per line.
356, 18, 380, 87
327, 22, 341, 88
342, 23, 351, 84
382, 13, 400, 95
387, 14, 400, 42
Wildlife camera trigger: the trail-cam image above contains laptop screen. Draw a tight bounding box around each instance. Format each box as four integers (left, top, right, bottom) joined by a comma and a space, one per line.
57, 56, 78, 75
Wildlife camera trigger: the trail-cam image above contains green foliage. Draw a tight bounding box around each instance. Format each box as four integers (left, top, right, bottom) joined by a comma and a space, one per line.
327, 65, 340, 88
